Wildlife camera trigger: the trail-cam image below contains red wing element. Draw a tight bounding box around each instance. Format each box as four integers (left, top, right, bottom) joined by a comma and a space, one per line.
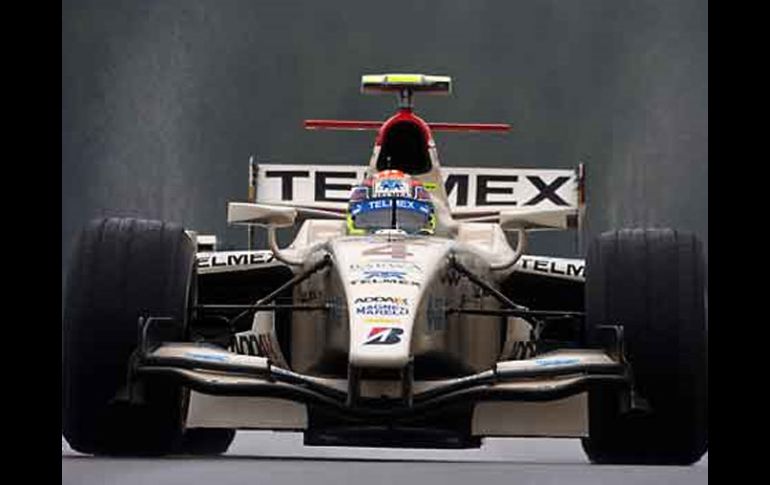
427, 122, 511, 132
304, 120, 382, 131
304, 120, 511, 132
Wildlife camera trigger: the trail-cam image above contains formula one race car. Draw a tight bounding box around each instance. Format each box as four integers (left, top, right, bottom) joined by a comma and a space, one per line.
62, 74, 708, 464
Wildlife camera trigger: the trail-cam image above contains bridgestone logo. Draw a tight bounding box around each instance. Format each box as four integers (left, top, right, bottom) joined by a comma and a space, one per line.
364, 327, 404, 345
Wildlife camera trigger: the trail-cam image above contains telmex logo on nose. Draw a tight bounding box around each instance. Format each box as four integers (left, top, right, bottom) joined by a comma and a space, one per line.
255, 165, 577, 209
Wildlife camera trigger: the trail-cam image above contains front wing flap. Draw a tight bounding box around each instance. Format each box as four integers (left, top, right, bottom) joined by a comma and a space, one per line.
136, 342, 628, 419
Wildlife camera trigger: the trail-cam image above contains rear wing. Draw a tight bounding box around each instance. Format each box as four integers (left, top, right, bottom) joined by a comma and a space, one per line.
249, 163, 585, 230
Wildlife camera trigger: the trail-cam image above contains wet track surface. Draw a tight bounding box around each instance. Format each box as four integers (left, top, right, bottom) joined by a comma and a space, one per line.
62, 432, 708, 485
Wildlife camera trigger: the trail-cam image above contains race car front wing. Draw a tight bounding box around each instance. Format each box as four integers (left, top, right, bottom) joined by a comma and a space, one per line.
129, 317, 632, 421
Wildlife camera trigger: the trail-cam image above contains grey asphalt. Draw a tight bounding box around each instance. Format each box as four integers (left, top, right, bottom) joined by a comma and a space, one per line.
62, 432, 708, 485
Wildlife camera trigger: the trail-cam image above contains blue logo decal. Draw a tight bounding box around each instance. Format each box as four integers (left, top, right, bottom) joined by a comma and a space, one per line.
362, 270, 406, 281
379, 179, 405, 191
185, 352, 229, 362
396, 198, 431, 215
534, 358, 579, 367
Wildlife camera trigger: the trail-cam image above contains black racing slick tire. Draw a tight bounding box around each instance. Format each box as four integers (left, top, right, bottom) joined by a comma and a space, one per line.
581, 229, 708, 465
62, 218, 195, 456
180, 429, 236, 455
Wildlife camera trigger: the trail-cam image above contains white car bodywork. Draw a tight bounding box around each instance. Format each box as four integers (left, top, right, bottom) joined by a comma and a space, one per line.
137, 74, 621, 445
181, 157, 590, 438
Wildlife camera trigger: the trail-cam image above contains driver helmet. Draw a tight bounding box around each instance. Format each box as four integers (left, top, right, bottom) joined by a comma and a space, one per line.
347, 170, 435, 235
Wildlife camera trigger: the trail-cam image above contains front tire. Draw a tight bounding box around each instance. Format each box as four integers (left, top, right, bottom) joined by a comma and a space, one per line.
180, 429, 236, 455
582, 229, 708, 465
62, 218, 195, 455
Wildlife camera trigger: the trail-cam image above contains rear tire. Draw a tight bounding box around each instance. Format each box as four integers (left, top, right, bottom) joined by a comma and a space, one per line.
62, 218, 195, 455
582, 228, 708, 465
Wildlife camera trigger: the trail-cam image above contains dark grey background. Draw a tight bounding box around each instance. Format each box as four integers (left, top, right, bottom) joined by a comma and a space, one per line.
62, 0, 707, 294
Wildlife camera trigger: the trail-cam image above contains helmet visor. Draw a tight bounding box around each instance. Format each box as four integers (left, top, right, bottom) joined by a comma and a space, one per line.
350, 197, 432, 234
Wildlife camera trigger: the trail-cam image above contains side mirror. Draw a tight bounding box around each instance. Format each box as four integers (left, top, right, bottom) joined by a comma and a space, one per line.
227, 202, 297, 227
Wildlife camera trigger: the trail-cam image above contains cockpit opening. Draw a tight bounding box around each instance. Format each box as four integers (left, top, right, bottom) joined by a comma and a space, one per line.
376, 121, 432, 175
